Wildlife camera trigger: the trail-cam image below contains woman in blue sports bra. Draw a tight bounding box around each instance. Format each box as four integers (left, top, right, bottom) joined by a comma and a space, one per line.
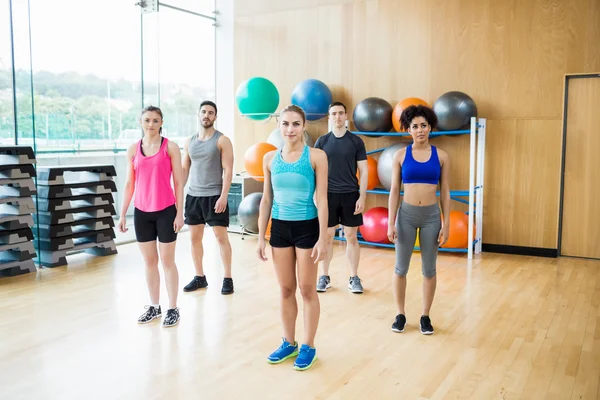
256, 104, 329, 371
387, 105, 451, 336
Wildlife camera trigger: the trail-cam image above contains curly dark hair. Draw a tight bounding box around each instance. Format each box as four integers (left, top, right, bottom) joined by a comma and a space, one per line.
399, 105, 438, 131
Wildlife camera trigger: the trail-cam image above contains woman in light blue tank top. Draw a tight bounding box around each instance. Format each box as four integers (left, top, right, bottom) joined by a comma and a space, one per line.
256, 105, 329, 371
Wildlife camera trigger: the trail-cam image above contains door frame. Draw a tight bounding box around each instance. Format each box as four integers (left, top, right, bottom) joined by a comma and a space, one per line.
557, 73, 600, 257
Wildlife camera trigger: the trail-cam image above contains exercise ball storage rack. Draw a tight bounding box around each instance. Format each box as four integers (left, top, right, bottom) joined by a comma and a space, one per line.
333, 117, 487, 260
239, 109, 486, 259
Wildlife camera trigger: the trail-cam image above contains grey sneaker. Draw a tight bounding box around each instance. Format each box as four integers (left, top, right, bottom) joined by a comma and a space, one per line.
316, 275, 331, 292
348, 276, 363, 293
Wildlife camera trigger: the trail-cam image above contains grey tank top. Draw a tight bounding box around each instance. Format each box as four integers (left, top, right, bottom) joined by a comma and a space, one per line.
187, 130, 223, 197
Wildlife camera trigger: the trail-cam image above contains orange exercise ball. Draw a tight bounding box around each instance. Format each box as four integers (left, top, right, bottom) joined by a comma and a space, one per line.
356, 155, 380, 190
244, 142, 276, 181
441, 211, 475, 249
392, 97, 430, 132
265, 218, 272, 239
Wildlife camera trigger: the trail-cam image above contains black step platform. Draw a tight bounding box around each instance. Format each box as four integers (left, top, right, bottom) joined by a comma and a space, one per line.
34, 204, 116, 225
0, 146, 38, 277
37, 165, 117, 185
0, 214, 34, 231
37, 193, 114, 212
0, 146, 36, 165
0, 178, 37, 197
0, 164, 36, 179
33, 165, 118, 268
37, 180, 117, 199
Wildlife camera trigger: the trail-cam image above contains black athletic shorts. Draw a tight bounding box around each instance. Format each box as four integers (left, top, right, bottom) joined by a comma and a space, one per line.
134, 204, 177, 243
269, 218, 320, 249
328, 191, 363, 228
184, 194, 229, 227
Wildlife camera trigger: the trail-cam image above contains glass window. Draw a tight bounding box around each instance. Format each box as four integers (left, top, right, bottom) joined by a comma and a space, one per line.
29, 0, 141, 152
146, 7, 216, 148
0, 0, 14, 145
27, 0, 142, 245
11, 0, 34, 147
161, 0, 215, 16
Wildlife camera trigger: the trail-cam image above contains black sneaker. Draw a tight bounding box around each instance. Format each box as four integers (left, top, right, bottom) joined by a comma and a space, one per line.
391, 314, 406, 333
221, 277, 234, 295
420, 315, 434, 335
183, 275, 208, 292
138, 305, 161, 324
162, 308, 180, 328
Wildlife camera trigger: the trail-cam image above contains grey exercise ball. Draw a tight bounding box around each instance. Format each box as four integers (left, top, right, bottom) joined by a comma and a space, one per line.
266, 128, 314, 148
433, 91, 478, 131
353, 97, 394, 133
237, 192, 263, 233
377, 143, 409, 191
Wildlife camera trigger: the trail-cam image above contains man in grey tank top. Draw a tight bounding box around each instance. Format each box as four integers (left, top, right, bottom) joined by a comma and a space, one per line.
182, 101, 235, 295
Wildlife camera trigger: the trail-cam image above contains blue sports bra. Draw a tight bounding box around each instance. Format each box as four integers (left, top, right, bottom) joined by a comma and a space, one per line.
401, 145, 441, 185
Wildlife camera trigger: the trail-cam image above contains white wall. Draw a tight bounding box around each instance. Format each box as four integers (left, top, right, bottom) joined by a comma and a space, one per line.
214, 0, 235, 146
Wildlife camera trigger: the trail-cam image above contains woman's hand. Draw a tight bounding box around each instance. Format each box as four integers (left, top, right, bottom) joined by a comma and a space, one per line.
387, 224, 397, 243
173, 212, 184, 233
118, 216, 127, 233
311, 238, 327, 263
438, 224, 449, 246
257, 238, 268, 261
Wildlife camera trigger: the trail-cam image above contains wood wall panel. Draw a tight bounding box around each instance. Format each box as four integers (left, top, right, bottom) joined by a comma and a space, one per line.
233, 0, 600, 248
484, 119, 562, 248
561, 77, 600, 258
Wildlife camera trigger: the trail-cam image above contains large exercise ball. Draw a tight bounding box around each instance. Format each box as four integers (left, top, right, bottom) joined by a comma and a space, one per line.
238, 192, 263, 234
244, 142, 277, 180
433, 91, 478, 131
360, 207, 390, 244
291, 79, 332, 121
353, 97, 394, 133
441, 211, 476, 249
377, 143, 409, 191
392, 97, 430, 132
266, 128, 314, 148
235, 77, 279, 121
357, 155, 380, 190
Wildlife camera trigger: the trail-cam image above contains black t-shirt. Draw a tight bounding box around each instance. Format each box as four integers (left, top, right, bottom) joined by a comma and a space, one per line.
314, 130, 367, 193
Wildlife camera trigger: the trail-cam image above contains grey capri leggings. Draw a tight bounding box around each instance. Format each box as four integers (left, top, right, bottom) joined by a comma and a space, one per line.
394, 201, 441, 278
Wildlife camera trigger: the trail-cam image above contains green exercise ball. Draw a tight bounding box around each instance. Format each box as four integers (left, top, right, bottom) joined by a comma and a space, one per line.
235, 77, 279, 121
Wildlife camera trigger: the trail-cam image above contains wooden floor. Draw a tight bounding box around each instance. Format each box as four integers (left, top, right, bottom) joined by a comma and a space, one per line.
1, 231, 599, 400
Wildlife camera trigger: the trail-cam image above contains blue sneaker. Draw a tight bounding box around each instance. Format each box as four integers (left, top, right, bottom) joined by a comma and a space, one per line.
293, 344, 317, 371
267, 338, 298, 364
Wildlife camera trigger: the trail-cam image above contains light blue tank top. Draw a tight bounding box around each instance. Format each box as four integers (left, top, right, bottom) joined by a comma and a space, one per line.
271, 145, 318, 221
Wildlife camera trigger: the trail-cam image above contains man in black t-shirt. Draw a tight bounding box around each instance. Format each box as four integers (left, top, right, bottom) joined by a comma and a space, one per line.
314, 102, 368, 294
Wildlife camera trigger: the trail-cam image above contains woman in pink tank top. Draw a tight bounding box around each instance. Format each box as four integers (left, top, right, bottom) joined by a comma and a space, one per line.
117, 105, 184, 327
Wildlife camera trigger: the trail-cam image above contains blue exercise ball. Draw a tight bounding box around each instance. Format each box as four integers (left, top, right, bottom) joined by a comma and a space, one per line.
290, 79, 332, 121
433, 91, 478, 131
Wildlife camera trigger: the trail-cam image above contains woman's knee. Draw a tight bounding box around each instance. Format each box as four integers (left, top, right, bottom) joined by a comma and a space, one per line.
142, 253, 159, 267
422, 264, 436, 279
299, 283, 317, 298
280, 285, 296, 298
394, 264, 408, 277
159, 251, 177, 269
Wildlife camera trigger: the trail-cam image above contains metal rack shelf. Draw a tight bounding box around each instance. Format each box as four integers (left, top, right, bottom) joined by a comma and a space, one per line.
342, 117, 487, 259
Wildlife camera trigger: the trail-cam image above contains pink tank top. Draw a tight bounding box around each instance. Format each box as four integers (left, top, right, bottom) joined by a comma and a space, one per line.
133, 137, 176, 212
